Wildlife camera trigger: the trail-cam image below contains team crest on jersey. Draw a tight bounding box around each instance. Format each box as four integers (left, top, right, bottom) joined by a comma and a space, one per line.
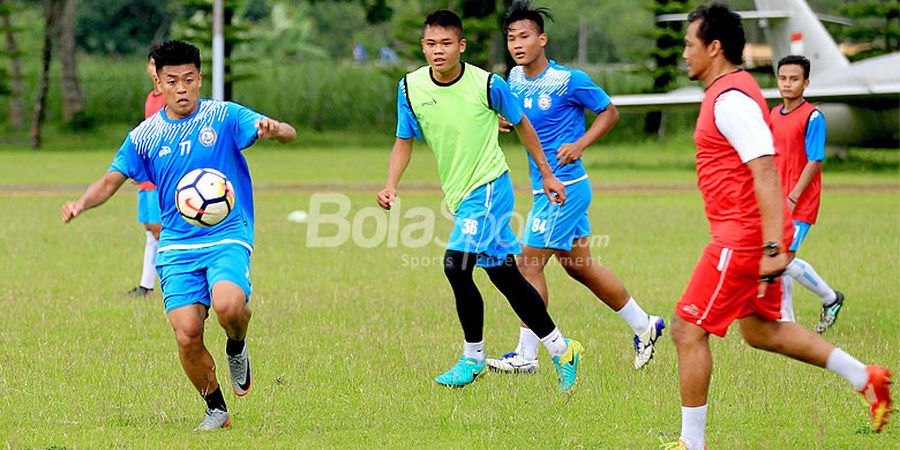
199, 126, 217, 147
538, 94, 552, 110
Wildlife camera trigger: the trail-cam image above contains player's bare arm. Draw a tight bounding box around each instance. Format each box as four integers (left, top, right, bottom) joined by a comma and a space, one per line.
557, 103, 620, 165
787, 160, 822, 211
377, 137, 413, 210
746, 155, 789, 286
255, 117, 297, 143
61, 171, 128, 223
514, 114, 566, 204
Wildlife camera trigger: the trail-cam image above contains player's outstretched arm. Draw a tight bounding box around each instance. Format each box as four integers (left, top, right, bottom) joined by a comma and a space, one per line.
255, 117, 297, 143
61, 171, 128, 223
746, 155, 789, 289
514, 114, 566, 204
557, 104, 620, 165
377, 137, 413, 210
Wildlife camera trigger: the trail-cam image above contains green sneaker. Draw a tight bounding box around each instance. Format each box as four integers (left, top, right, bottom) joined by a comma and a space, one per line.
816, 291, 844, 334
435, 356, 486, 388
552, 339, 584, 392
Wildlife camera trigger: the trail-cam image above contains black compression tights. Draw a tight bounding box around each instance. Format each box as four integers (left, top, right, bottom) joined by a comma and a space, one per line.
443, 250, 556, 342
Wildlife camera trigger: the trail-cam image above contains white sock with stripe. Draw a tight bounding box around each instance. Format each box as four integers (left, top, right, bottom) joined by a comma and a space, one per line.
140, 231, 158, 289
785, 258, 836, 305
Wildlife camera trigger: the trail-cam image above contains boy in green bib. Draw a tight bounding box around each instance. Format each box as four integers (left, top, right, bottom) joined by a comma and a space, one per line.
376, 10, 584, 391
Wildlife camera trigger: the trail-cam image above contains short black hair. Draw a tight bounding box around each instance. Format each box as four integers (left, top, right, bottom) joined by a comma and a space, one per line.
151, 40, 201, 72
687, 3, 745, 65
424, 10, 463, 38
777, 55, 811, 79
502, 0, 554, 34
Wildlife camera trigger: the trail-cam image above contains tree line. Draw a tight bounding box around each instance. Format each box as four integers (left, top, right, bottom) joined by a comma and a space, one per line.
0, 0, 895, 148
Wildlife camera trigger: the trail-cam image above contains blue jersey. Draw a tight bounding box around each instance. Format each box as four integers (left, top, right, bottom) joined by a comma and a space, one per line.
395, 72, 524, 140
507, 61, 611, 190
109, 99, 264, 252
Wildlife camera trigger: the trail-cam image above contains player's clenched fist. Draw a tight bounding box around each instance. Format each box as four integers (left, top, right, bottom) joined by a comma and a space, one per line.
61, 201, 83, 223
376, 187, 397, 210
255, 117, 281, 138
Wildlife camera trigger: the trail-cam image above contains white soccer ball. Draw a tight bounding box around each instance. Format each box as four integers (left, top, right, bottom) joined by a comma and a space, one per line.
287, 210, 308, 223
175, 168, 235, 227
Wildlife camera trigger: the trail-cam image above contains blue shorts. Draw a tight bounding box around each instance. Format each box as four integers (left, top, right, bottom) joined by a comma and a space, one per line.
157, 244, 252, 313
789, 220, 812, 252
521, 178, 592, 251
446, 172, 521, 268
137, 189, 161, 224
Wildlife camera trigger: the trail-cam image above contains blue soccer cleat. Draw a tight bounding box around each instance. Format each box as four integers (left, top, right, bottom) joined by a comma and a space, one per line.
435, 356, 486, 388
552, 339, 584, 392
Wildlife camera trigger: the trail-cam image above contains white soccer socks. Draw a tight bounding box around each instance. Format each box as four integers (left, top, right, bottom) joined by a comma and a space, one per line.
140, 231, 158, 290
540, 328, 568, 357
517, 327, 541, 361
617, 297, 651, 335
780, 276, 796, 322
463, 340, 485, 363
680, 404, 708, 450
826, 348, 868, 391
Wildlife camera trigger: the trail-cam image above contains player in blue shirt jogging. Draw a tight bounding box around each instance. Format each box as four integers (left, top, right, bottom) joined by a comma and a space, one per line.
61, 41, 297, 431
486, 1, 666, 374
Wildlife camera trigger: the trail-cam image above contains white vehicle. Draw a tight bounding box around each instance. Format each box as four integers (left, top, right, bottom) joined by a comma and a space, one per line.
613, 0, 899, 148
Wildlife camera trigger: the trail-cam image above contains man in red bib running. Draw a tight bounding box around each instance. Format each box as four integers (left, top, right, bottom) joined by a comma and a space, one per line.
664, 4, 892, 449
769, 55, 843, 331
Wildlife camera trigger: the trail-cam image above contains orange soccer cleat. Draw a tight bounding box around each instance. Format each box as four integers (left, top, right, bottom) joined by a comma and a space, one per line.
859, 365, 893, 433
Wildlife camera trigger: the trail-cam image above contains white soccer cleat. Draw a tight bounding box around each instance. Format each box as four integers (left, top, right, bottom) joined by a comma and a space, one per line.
486, 351, 539, 374
633, 316, 666, 369
226, 342, 252, 397
194, 408, 231, 431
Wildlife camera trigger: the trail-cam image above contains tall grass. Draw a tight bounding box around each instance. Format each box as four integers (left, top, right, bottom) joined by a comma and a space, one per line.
1, 55, 666, 136
232, 62, 399, 132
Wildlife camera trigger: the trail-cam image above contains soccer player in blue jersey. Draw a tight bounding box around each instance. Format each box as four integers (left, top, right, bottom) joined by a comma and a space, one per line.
377, 10, 584, 391
60, 41, 296, 431
486, 1, 665, 374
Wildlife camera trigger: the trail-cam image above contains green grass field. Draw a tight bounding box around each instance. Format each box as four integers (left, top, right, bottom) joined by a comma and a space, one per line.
0, 133, 897, 448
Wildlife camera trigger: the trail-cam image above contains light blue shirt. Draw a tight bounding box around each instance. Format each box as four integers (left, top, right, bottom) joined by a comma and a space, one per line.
109, 99, 264, 251
507, 60, 611, 190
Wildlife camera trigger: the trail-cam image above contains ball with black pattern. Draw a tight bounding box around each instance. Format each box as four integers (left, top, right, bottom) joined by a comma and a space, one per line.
174, 168, 235, 227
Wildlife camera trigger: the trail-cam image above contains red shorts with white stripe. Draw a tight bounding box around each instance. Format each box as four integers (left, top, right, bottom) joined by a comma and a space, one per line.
675, 243, 782, 337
